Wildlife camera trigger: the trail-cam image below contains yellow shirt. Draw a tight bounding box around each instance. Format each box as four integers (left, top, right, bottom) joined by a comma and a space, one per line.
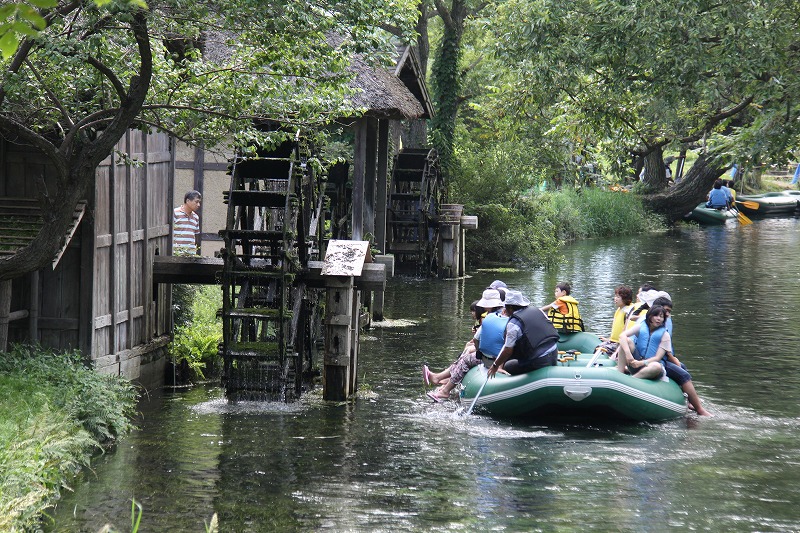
610, 304, 634, 342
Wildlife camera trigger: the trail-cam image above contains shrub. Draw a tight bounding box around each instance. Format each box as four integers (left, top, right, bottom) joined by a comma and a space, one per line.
169, 285, 223, 382
0, 345, 138, 531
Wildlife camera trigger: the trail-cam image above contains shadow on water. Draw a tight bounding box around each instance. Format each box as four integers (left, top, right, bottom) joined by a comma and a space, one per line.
46, 218, 800, 532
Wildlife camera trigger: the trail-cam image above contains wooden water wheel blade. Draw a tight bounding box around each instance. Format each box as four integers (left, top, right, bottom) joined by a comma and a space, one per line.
224, 190, 288, 207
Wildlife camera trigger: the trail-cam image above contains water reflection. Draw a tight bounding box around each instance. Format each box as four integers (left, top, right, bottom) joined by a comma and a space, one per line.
47, 219, 800, 532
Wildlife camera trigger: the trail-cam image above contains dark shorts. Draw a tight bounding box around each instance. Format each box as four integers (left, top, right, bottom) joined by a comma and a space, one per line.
504, 345, 558, 375
665, 361, 692, 385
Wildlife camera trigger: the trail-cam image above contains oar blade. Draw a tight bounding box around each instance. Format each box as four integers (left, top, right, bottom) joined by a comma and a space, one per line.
736, 200, 760, 210
737, 211, 753, 225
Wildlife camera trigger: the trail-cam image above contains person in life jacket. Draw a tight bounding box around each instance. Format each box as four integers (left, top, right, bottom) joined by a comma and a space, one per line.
423, 288, 506, 402
616, 305, 671, 380
539, 282, 584, 332
487, 290, 560, 378
596, 285, 635, 355
650, 295, 712, 416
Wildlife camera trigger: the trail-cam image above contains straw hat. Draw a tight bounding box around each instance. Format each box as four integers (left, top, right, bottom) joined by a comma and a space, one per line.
477, 289, 504, 309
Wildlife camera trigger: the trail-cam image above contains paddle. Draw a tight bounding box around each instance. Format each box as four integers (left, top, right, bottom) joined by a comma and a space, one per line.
729, 205, 753, 225
585, 350, 603, 368
736, 200, 760, 211
462, 372, 490, 416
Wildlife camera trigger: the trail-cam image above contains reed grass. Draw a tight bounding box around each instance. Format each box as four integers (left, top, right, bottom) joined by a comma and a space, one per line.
465, 188, 663, 268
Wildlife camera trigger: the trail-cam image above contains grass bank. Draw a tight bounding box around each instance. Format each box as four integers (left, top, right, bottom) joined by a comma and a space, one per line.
465, 188, 663, 268
0, 346, 138, 531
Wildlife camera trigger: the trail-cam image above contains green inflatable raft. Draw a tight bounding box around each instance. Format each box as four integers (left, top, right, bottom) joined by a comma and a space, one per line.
460, 332, 687, 422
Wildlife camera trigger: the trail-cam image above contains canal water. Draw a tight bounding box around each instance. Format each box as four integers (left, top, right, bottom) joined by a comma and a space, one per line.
48, 218, 800, 532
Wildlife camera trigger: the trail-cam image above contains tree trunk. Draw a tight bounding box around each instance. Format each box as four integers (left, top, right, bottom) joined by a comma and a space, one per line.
641, 146, 668, 190
0, 12, 152, 281
399, 2, 431, 149
643, 153, 726, 223
430, 0, 467, 185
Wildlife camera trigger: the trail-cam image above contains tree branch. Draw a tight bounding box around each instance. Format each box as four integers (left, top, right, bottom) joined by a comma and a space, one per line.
433, 0, 454, 29
679, 96, 754, 144
0, 116, 63, 168
0, 0, 82, 106
85, 56, 127, 100
24, 59, 75, 129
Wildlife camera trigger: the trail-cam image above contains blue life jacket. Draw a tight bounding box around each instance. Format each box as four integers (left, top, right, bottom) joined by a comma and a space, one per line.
635, 325, 667, 365
479, 312, 509, 358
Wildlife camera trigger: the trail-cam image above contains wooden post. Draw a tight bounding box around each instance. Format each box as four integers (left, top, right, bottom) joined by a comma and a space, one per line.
349, 290, 361, 396
460, 227, 466, 278
375, 120, 389, 253
351, 120, 367, 240
437, 222, 459, 278
364, 118, 378, 239
0, 280, 12, 352
371, 254, 393, 321
79, 202, 95, 356
29, 270, 39, 342
323, 277, 354, 401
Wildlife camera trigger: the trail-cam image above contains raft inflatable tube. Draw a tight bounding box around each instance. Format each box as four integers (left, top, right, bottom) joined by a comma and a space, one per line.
684, 203, 736, 225
461, 332, 687, 422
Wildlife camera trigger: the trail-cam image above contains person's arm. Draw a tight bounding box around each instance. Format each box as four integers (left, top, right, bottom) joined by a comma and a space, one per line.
617, 323, 641, 370
194, 215, 201, 255
488, 346, 513, 378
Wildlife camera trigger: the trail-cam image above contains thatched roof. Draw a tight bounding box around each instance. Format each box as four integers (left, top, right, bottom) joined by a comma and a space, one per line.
201, 32, 432, 121
348, 45, 432, 120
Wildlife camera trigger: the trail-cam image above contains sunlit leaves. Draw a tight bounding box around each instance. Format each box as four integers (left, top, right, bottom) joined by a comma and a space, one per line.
484, 0, 800, 174
0, 1, 152, 59
1, 0, 419, 151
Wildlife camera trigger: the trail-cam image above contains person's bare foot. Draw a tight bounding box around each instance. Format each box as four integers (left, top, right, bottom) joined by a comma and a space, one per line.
426, 388, 449, 402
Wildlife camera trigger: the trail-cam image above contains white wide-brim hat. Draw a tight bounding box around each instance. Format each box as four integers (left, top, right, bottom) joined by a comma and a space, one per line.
477, 288, 504, 308
639, 289, 661, 308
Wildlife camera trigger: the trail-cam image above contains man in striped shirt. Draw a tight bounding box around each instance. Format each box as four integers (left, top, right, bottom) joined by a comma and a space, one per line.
173, 190, 201, 255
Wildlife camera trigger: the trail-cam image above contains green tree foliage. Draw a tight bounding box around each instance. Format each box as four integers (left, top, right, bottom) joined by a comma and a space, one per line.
480, 0, 800, 218
0, 0, 418, 279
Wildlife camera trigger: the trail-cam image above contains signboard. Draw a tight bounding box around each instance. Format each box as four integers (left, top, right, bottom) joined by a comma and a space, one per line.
321, 240, 371, 276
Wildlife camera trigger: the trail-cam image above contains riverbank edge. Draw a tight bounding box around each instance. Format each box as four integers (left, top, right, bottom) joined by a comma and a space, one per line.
0, 345, 138, 531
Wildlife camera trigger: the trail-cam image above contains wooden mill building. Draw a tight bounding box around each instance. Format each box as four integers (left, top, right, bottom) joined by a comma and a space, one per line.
0, 130, 174, 388
0, 43, 471, 396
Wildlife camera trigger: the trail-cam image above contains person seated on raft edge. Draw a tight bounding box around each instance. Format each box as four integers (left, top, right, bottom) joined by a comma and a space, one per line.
488, 290, 560, 379
649, 295, 712, 416
627, 284, 659, 327
595, 285, 635, 355
706, 179, 730, 209
609, 286, 661, 361
423, 288, 506, 402
616, 305, 672, 380
539, 282, 584, 333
